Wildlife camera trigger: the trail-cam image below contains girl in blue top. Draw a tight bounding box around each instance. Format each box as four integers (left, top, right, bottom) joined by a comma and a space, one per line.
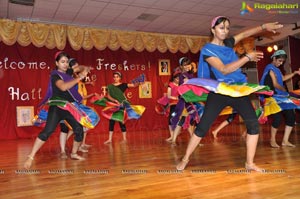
260, 50, 300, 148
176, 16, 283, 172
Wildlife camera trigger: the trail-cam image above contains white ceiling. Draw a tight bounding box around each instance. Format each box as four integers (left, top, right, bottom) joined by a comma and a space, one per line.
1, 0, 300, 46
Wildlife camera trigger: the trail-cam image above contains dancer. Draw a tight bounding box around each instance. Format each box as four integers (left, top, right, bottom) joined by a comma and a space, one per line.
165, 69, 180, 142
59, 58, 98, 158
171, 57, 197, 145
176, 16, 283, 171
103, 72, 144, 144
155, 68, 180, 142
24, 51, 92, 169
260, 50, 300, 148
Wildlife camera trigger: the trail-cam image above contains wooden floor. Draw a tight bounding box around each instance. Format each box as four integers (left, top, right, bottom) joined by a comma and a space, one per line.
1, 123, 300, 199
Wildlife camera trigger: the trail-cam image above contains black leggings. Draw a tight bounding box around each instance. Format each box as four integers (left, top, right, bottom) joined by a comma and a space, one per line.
168, 105, 176, 125
109, 119, 126, 132
271, 109, 295, 128
60, 123, 69, 133
38, 106, 84, 142
195, 93, 259, 137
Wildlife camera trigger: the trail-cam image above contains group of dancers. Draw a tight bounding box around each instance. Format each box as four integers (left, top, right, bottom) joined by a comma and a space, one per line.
159, 16, 298, 172
24, 52, 145, 169
24, 16, 299, 173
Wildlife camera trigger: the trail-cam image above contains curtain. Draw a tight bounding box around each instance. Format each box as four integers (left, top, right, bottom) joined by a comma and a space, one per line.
0, 19, 209, 54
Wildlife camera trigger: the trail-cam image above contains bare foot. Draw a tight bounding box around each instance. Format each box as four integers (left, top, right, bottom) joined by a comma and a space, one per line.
245, 162, 264, 172
176, 158, 189, 171
70, 153, 85, 160
60, 152, 68, 159
165, 137, 172, 142
198, 143, 204, 147
282, 142, 296, 147
79, 146, 88, 153
81, 144, 92, 148
120, 139, 127, 144
270, 141, 280, 148
24, 156, 34, 169
212, 131, 218, 139
104, 140, 112, 144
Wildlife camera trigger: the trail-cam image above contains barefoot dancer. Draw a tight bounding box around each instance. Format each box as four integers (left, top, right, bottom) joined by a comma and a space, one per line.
59, 58, 99, 157
155, 69, 180, 142
171, 57, 197, 145
24, 51, 93, 169
165, 70, 180, 142
176, 16, 283, 172
101, 72, 144, 144
260, 50, 300, 148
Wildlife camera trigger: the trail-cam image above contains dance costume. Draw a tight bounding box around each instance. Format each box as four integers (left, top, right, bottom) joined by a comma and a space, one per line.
259, 63, 298, 126
33, 69, 100, 136
92, 83, 145, 125
188, 38, 266, 137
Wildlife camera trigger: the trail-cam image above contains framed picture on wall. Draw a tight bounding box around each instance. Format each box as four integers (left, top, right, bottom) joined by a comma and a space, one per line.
16, 106, 34, 127
158, 59, 170, 76
139, 81, 152, 98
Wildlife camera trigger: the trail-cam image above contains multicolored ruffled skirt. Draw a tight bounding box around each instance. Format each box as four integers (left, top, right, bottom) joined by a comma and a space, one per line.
178, 78, 273, 102
91, 95, 145, 123
155, 95, 178, 116
33, 97, 100, 129
258, 92, 300, 123
174, 78, 274, 124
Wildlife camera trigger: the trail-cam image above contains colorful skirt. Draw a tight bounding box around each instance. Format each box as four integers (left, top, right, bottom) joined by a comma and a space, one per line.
91, 95, 145, 123
258, 93, 300, 123
155, 96, 178, 116
174, 78, 274, 125
178, 78, 273, 102
33, 98, 100, 129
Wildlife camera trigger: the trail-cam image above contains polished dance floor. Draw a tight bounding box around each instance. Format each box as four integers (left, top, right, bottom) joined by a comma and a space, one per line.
0, 122, 299, 199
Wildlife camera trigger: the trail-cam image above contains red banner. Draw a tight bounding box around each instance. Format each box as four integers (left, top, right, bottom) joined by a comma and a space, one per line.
0, 42, 199, 139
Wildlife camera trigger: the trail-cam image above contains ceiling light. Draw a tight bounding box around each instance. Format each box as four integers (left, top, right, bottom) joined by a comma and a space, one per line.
267, 46, 273, 53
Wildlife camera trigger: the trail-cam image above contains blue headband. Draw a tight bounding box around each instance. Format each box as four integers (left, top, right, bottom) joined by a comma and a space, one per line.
271, 50, 286, 58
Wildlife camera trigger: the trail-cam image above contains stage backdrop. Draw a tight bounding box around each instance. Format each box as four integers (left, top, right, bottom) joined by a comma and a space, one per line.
0, 42, 199, 139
